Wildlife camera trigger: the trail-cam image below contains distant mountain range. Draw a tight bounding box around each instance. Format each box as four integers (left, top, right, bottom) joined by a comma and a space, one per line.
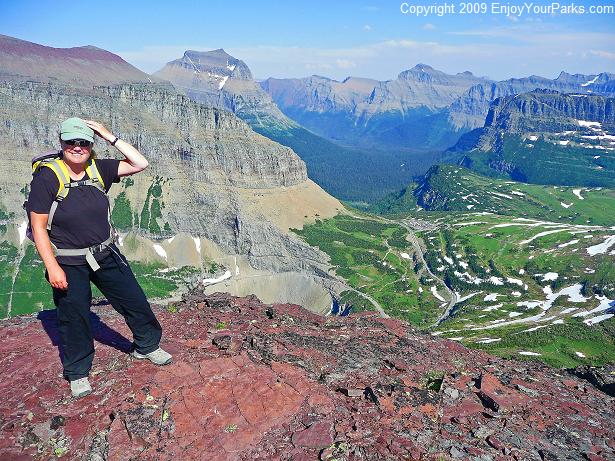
151, 46, 615, 202
261, 66, 615, 154
261, 65, 487, 152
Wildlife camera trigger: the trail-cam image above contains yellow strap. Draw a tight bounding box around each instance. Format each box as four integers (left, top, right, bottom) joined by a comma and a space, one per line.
42, 160, 69, 198
85, 159, 106, 190
41, 158, 107, 198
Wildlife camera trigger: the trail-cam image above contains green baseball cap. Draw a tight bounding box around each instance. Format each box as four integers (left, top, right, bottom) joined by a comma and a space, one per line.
60, 117, 94, 142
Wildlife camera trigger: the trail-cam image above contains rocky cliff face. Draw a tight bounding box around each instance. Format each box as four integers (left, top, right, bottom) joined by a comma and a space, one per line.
154, 49, 296, 130
0, 80, 344, 312
444, 90, 615, 187
484, 89, 615, 131
455, 89, 615, 152
1, 291, 613, 460
447, 71, 615, 131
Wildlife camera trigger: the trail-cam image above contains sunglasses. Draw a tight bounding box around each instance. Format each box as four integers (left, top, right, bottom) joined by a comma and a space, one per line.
64, 139, 93, 147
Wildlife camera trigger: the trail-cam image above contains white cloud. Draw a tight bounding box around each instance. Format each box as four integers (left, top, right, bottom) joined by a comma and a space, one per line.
336, 59, 356, 69
423, 23, 436, 30
590, 49, 615, 60
363, 24, 372, 31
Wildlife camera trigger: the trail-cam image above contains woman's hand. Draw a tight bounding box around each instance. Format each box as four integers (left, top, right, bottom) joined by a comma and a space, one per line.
84, 120, 115, 143
47, 265, 68, 290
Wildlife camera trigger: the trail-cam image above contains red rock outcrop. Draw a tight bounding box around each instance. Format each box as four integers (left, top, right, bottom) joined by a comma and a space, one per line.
1, 291, 613, 460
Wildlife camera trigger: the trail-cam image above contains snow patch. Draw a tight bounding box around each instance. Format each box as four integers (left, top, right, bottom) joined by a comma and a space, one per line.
520, 229, 572, 244
581, 76, 599, 87
482, 303, 503, 312
153, 244, 167, 259
577, 120, 601, 128
587, 235, 615, 256
218, 75, 229, 89
456, 292, 481, 303
517, 301, 542, 309
431, 286, 445, 301
542, 272, 558, 282
584, 314, 614, 326
18, 221, 27, 245
558, 239, 579, 248
203, 270, 232, 286
490, 191, 514, 200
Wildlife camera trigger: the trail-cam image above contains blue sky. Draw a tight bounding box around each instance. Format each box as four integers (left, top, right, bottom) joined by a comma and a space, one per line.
1, 0, 613, 81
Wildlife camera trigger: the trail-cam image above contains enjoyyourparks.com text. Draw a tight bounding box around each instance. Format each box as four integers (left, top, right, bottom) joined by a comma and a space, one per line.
400, 2, 614, 17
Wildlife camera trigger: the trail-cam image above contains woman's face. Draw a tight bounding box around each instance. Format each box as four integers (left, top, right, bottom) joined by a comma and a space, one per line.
61, 139, 92, 166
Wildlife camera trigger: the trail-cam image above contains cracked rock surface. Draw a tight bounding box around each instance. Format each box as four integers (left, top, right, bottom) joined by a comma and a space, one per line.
0, 291, 613, 460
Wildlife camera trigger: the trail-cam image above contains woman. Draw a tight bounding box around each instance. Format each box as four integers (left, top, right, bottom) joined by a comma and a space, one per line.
28, 117, 171, 398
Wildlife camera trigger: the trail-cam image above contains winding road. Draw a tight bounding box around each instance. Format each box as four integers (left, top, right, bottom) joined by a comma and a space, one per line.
344, 211, 457, 323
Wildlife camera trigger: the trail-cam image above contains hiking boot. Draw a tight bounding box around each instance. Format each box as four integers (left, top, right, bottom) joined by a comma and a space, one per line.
131, 347, 172, 365
70, 377, 92, 398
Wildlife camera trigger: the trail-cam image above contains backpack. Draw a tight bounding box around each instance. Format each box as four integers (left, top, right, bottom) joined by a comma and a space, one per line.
24, 151, 115, 271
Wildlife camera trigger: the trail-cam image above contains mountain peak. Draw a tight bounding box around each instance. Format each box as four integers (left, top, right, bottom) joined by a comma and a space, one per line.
184, 48, 232, 59
158, 48, 253, 81
0, 34, 153, 86
410, 63, 435, 72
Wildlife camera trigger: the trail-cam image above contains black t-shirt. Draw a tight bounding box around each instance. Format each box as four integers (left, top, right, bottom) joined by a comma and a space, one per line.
27, 157, 121, 265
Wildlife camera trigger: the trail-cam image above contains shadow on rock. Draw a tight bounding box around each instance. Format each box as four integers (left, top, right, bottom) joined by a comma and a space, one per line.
37, 309, 133, 356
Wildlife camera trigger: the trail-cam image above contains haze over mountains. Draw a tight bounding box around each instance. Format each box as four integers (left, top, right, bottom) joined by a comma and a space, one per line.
262, 66, 615, 155
262, 65, 487, 151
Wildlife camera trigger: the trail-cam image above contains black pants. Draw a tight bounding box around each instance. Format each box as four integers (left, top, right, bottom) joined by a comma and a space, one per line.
48, 250, 162, 381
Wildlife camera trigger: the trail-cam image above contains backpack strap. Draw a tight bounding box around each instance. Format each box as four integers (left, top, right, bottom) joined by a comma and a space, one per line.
85, 158, 106, 192
42, 159, 71, 230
